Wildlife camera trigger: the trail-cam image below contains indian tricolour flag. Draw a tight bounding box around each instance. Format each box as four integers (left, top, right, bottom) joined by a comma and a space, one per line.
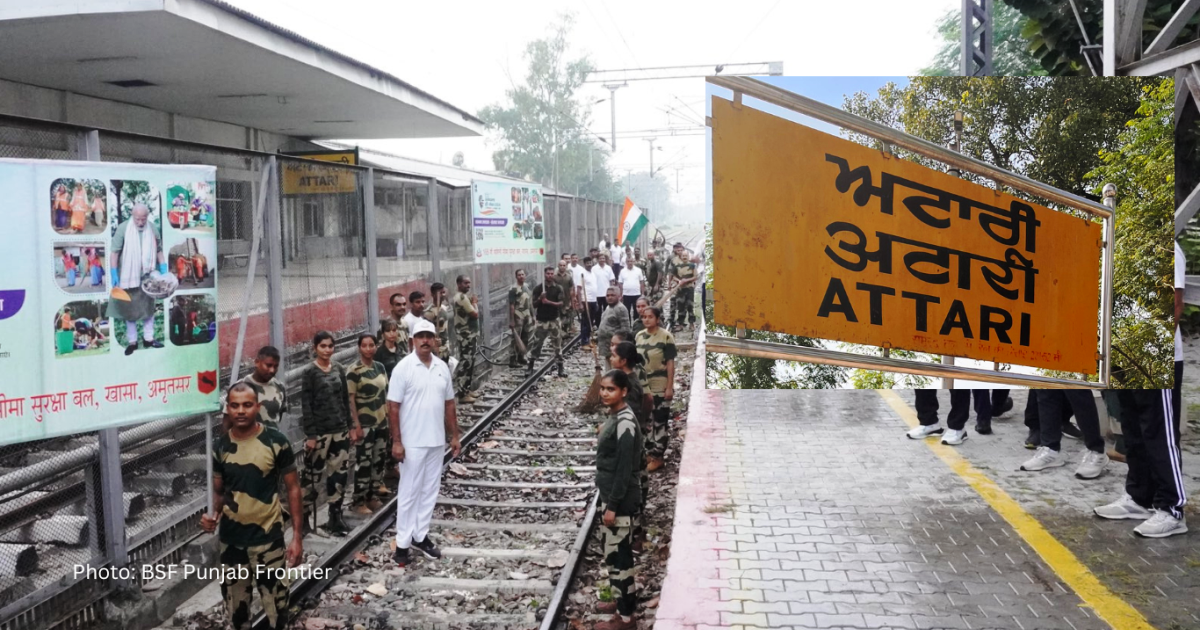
618, 197, 649, 245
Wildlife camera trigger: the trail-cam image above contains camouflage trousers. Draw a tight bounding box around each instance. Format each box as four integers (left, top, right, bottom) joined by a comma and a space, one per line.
671, 285, 695, 327
510, 316, 533, 366
454, 332, 478, 397
219, 536, 289, 630
600, 507, 637, 617
647, 395, 671, 458
302, 431, 349, 511
352, 424, 388, 505
559, 309, 574, 338
528, 319, 562, 367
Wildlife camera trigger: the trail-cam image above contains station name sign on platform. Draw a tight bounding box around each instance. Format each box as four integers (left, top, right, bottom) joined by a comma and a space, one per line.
711, 97, 1101, 373
281, 149, 359, 195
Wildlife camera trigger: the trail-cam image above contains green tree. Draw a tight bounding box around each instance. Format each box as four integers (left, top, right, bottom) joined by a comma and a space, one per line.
1085, 80, 1174, 387
478, 14, 619, 202
922, 2, 1047, 76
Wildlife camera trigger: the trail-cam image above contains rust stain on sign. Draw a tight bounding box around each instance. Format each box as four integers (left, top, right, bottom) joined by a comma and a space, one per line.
711, 97, 1101, 373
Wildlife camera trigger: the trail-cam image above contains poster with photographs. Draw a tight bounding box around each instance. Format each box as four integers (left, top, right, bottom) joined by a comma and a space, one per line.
471, 179, 546, 264
0, 159, 218, 446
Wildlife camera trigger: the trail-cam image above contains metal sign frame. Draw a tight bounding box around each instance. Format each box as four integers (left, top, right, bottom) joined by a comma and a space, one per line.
706, 76, 1115, 389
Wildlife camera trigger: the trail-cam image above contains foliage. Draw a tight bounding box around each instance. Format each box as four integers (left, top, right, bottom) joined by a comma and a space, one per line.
1001, 0, 1194, 75
842, 77, 1153, 206
1086, 80, 1174, 387
704, 226, 846, 389
847, 348, 933, 389
478, 14, 621, 202
109, 180, 160, 233
922, 2, 1047, 76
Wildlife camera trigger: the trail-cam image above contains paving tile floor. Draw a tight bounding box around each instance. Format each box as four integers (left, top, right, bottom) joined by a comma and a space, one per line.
656, 388, 1199, 630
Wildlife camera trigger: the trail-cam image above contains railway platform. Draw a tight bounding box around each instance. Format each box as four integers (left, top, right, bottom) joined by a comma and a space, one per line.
656, 384, 1200, 630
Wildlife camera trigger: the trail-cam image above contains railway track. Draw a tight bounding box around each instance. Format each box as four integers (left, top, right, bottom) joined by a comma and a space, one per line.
252, 334, 596, 630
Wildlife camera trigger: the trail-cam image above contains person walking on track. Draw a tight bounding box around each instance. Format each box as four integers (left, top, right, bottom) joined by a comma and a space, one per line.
1094, 241, 1188, 538
597, 287, 631, 371
239, 346, 287, 428
376, 320, 404, 379
508, 269, 533, 368
452, 275, 480, 404
386, 294, 410, 355
387, 319, 461, 566
636, 306, 676, 471
666, 242, 697, 332
202, 383, 302, 630
348, 334, 390, 515
593, 369, 644, 630
618, 255, 646, 316
300, 331, 360, 536
528, 266, 567, 378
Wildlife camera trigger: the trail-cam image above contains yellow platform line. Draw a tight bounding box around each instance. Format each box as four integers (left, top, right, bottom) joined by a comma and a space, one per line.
877, 390, 1155, 630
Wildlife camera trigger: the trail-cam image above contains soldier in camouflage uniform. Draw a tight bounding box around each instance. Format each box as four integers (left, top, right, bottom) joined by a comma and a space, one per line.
643, 251, 665, 308
635, 306, 677, 471
238, 346, 287, 427
452, 275, 480, 403
348, 334, 389, 514
666, 242, 697, 331
202, 383, 303, 630
555, 258, 575, 338
300, 331, 360, 536
527, 267, 567, 378
508, 270, 533, 368
424, 282, 451, 361
593, 370, 643, 629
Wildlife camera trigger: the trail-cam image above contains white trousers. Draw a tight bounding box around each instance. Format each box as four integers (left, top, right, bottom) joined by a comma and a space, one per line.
394, 445, 442, 549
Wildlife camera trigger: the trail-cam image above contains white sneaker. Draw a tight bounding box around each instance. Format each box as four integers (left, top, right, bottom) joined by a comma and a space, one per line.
1075, 450, 1107, 479
1094, 494, 1152, 520
1133, 510, 1188, 538
1020, 446, 1065, 471
941, 428, 968, 446
906, 424, 944, 439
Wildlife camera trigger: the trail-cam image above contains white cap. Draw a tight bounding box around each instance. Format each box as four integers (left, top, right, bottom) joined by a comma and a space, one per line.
412, 319, 436, 337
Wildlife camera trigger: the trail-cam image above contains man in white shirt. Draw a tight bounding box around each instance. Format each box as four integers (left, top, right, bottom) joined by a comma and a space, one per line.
587, 256, 608, 335
617, 256, 646, 315
610, 241, 625, 266
1093, 241, 1188, 539
387, 319, 461, 565
595, 254, 616, 319
402, 290, 427, 341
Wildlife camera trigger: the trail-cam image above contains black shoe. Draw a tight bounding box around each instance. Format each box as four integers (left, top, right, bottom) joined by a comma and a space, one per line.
412, 537, 442, 559
147, 340, 164, 349
392, 546, 410, 567
124, 344, 136, 356
322, 507, 350, 536
994, 397, 1014, 417
1024, 429, 1041, 450
556, 364, 567, 378
975, 422, 993, 435
1061, 422, 1083, 440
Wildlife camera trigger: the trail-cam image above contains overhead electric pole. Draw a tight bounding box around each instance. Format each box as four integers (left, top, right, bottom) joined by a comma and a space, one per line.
961, 0, 993, 76
646, 137, 657, 176
603, 83, 627, 150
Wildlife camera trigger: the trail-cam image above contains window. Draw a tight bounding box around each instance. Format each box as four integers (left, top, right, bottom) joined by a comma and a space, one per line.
301, 198, 323, 237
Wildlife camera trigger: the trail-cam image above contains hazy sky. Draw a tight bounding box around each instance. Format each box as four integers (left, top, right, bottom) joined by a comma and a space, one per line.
226, 0, 958, 212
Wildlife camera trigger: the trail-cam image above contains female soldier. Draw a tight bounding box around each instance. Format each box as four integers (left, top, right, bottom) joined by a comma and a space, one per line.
347, 334, 389, 515
300, 331, 360, 536
635, 306, 676, 472
593, 370, 643, 630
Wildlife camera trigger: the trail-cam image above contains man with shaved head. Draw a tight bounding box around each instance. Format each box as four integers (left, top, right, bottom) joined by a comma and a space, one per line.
108, 203, 167, 355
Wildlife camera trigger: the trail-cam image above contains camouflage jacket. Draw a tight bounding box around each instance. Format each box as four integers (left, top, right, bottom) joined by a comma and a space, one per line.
423, 301, 451, 355
346, 360, 388, 428
453, 291, 479, 338
212, 424, 295, 546
239, 374, 287, 427
508, 284, 532, 323
636, 327, 678, 396
595, 406, 642, 515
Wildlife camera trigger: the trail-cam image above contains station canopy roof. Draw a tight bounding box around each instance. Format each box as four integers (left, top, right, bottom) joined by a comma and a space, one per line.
0, 0, 484, 140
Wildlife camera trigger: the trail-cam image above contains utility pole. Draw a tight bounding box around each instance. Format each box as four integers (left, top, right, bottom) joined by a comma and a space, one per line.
603, 83, 627, 151
941, 110, 965, 389
646, 138, 657, 175
961, 0, 993, 76
673, 166, 682, 193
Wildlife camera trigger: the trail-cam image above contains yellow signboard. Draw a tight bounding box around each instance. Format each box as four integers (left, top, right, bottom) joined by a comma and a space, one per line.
712, 97, 1102, 374
280, 149, 359, 195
